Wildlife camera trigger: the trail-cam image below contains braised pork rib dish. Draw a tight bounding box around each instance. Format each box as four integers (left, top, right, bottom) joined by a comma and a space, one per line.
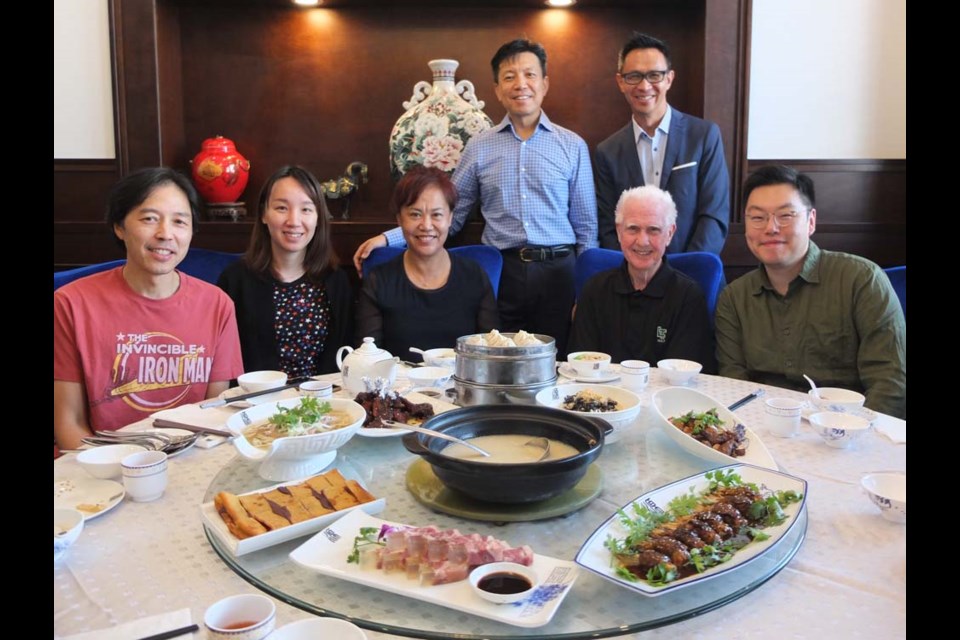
605, 470, 802, 586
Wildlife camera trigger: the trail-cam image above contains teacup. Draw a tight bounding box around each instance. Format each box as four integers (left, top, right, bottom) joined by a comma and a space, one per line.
620, 360, 650, 391
299, 380, 333, 398
567, 351, 612, 378
121, 450, 168, 502
204, 593, 277, 640
764, 397, 804, 438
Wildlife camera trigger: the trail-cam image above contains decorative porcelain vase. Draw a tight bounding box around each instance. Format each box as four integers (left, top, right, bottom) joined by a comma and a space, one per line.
191, 135, 251, 204
389, 59, 494, 181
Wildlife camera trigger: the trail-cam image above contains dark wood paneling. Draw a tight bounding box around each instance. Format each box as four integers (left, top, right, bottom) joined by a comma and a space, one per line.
53, 161, 120, 223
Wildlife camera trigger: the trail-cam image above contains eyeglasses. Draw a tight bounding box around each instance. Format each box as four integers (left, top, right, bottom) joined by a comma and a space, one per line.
745, 210, 806, 229
620, 70, 669, 85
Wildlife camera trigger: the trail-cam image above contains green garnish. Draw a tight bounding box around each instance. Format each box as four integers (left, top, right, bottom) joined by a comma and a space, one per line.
670, 408, 724, 435
270, 397, 332, 435
646, 562, 678, 586
346, 526, 383, 564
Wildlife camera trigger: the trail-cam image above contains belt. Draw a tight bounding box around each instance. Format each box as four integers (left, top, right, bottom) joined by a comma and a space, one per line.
502, 244, 574, 262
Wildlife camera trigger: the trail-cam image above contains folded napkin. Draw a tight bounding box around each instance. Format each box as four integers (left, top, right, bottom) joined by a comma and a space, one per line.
60, 608, 195, 640
874, 414, 906, 444
151, 403, 237, 449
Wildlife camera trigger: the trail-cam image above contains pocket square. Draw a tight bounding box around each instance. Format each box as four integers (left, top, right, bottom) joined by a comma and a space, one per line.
672, 161, 697, 171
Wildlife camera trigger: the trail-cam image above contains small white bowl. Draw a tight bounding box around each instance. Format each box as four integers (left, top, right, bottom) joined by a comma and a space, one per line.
406, 366, 453, 388
468, 562, 539, 605
422, 348, 457, 370
76, 444, 147, 479
808, 411, 871, 448
567, 351, 613, 378
238, 370, 288, 393
299, 380, 333, 398
860, 471, 906, 523
269, 618, 367, 640
657, 359, 703, 385
204, 593, 276, 640
808, 387, 866, 412
54, 507, 85, 556
535, 383, 641, 443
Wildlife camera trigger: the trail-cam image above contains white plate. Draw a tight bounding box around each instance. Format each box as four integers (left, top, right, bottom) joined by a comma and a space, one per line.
575, 463, 807, 596
219, 386, 300, 409
801, 402, 878, 425
54, 477, 125, 521
557, 362, 621, 383
356, 391, 459, 438
289, 510, 579, 628
652, 387, 777, 470
269, 618, 367, 640
115, 425, 198, 458
200, 473, 386, 556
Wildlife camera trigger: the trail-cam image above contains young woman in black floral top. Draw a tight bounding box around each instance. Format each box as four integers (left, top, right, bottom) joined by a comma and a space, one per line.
218, 166, 353, 376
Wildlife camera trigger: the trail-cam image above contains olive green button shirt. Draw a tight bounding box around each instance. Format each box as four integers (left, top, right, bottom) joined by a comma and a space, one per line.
715, 242, 906, 418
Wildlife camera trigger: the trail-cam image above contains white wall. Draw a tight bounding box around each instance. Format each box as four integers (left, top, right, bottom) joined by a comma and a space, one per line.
54, 0, 115, 159
748, 0, 906, 159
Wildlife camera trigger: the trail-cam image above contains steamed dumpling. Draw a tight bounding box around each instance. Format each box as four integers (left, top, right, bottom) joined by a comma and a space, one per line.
513, 330, 543, 346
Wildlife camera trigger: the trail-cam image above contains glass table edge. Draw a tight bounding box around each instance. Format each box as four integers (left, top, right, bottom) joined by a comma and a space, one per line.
203, 506, 808, 640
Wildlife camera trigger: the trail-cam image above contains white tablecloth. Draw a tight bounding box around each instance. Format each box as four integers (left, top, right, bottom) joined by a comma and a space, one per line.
54, 370, 906, 639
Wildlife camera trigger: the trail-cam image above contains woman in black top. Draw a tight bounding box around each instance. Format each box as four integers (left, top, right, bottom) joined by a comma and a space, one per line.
218, 166, 353, 376
356, 166, 498, 358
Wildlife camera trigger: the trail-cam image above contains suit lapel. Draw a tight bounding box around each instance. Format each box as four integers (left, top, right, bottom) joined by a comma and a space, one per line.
660, 109, 685, 189
618, 123, 645, 187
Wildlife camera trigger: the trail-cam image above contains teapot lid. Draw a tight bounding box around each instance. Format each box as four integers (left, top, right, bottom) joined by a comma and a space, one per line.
356, 336, 387, 355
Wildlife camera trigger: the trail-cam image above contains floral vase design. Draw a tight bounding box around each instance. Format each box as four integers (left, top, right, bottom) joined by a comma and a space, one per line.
389, 59, 494, 181
190, 135, 250, 204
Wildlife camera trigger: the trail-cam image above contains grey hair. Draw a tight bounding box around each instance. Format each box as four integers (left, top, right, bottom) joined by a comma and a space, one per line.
614, 185, 678, 227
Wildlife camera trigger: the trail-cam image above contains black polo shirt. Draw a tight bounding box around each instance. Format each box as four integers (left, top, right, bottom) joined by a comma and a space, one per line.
568, 260, 716, 372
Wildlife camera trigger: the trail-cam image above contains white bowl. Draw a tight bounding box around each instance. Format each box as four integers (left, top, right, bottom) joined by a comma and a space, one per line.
468, 561, 539, 605
808, 387, 866, 412
566, 351, 613, 379
860, 471, 906, 523
808, 411, 871, 448
422, 348, 457, 370
227, 397, 366, 481
656, 359, 703, 385
76, 444, 148, 479
535, 383, 641, 443
651, 386, 778, 469
204, 593, 276, 640
54, 507, 85, 556
238, 370, 288, 393
270, 618, 367, 640
406, 366, 454, 388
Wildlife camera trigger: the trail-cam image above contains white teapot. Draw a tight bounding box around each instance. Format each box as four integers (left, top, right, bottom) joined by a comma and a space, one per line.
336, 337, 398, 393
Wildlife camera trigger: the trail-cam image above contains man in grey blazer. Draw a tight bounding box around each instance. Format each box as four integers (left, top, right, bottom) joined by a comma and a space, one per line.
595, 33, 731, 255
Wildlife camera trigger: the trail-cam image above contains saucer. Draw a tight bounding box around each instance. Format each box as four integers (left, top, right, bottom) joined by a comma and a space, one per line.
557, 363, 620, 383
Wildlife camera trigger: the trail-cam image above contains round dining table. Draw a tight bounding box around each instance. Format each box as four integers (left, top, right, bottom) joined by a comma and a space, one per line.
54, 369, 906, 639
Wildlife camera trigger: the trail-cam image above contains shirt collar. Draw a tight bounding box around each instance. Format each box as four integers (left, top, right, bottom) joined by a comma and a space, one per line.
495, 111, 554, 136
631, 105, 672, 143
752, 240, 822, 294
612, 258, 672, 297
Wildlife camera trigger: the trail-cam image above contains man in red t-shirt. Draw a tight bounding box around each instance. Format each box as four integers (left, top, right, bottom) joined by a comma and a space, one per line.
54, 168, 243, 449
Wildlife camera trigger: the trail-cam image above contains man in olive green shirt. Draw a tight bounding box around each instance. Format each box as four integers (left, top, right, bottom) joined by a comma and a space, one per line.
715, 165, 906, 418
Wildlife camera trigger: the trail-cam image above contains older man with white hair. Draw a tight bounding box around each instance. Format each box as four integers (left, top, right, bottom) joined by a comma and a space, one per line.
568, 185, 715, 369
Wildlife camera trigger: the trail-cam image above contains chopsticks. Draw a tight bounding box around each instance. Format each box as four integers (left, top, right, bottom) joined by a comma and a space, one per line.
134, 623, 199, 640
152, 418, 232, 438
727, 388, 765, 412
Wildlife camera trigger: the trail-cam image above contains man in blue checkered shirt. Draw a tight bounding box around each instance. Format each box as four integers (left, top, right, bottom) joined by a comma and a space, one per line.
355, 39, 597, 354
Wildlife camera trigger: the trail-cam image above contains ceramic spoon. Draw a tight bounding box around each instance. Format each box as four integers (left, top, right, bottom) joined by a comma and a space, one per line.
803, 374, 821, 398
380, 419, 491, 457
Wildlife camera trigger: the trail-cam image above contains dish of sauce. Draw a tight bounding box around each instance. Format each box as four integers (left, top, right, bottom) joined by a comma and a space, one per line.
477, 572, 533, 595
222, 620, 259, 629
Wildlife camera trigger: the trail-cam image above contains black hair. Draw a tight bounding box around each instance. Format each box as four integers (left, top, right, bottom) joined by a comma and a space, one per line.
618, 32, 672, 72
743, 165, 816, 209
106, 167, 201, 248
491, 39, 548, 82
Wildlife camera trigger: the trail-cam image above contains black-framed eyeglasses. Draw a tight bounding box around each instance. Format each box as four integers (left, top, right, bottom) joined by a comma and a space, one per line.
620, 70, 669, 85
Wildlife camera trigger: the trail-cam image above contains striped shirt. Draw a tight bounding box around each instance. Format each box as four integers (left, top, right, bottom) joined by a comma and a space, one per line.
385, 112, 598, 254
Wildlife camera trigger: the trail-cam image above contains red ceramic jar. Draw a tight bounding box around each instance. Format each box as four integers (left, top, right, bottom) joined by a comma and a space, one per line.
191, 136, 251, 204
